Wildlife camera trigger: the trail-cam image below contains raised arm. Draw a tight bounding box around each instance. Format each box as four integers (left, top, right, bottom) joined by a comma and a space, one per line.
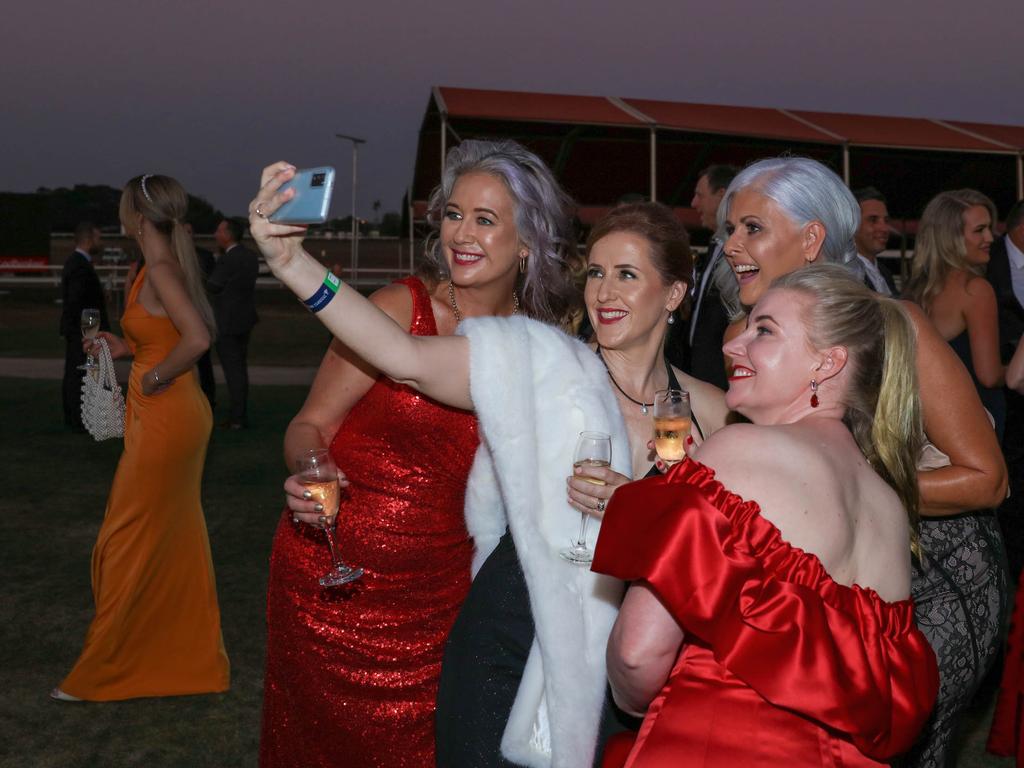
249, 163, 472, 411
902, 301, 1007, 513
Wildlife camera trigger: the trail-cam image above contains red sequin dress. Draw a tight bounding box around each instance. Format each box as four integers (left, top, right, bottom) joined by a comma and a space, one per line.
260, 277, 479, 768
593, 460, 940, 768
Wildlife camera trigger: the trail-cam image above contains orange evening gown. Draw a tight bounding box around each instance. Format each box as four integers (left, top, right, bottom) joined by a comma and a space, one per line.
593, 460, 939, 767
60, 267, 230, 700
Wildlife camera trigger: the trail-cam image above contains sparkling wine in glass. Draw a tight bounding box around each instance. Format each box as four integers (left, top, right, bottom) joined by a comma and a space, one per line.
653, 389, 691, 464
78, 308, 101, 370
297, 448, 363, 587
559, 431, 612, 566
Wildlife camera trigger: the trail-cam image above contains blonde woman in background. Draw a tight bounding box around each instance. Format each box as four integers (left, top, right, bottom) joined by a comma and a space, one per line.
905, 189, 1007, 439
52, 174, 229, 701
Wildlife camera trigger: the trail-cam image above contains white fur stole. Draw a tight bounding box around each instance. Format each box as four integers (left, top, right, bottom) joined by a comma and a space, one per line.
459, 316, 629, 768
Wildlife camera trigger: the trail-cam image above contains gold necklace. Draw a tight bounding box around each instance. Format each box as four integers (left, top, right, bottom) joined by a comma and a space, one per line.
448, 281, 519, 322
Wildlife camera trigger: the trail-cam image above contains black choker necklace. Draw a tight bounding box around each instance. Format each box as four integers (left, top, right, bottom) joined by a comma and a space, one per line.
596, 346, 656, 414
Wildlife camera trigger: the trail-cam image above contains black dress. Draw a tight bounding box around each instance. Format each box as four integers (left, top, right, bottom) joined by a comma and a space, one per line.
435, 365, 702, 767
948, 330, 1006, 441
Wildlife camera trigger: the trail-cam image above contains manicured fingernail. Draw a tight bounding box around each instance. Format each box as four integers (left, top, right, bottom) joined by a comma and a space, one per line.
302, 490, 312, 500
314, 503, 324, 512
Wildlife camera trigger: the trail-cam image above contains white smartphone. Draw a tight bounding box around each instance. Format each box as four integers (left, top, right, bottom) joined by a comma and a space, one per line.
269, 167, 336, 225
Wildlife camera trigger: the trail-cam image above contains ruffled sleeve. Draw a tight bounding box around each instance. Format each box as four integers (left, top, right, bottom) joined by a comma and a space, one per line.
592, 459, 939, 761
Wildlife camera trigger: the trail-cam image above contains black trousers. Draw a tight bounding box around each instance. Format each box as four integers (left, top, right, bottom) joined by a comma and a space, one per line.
196, 349, 216, 410
62, 337, 86, 429
216, 330, 250, 425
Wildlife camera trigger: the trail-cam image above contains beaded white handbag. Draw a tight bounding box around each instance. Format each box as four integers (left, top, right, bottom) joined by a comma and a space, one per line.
80, 338, 126, 441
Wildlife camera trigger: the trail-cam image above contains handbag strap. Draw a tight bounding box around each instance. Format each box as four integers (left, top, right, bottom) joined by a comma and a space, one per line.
95, 337, 118, 390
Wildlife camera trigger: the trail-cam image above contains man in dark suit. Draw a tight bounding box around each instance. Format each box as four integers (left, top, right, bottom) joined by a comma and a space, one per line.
59, 222, 110, 430
186, 222, 217, 410
852, 187, 898, 296
209, 217, 259, 429
671, 165, 738, 390
988, 199, 1024, 575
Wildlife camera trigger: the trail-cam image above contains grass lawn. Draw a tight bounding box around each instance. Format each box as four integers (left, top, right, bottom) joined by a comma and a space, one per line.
0, 286, 334, 367
1, 377, 308, 767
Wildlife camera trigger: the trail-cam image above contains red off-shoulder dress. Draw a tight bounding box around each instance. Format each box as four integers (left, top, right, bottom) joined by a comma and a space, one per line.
593, 459, 939, 768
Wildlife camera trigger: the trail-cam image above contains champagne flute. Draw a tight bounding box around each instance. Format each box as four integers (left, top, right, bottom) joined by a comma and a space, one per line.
78, 308, 101, 370
296, 448, 364, 587
559, 431, 612, 566
653, 389, 691, 464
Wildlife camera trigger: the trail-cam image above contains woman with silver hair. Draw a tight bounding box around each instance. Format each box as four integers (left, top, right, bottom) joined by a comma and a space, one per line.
258, 140, 581, 768
711, 157, 1007, 767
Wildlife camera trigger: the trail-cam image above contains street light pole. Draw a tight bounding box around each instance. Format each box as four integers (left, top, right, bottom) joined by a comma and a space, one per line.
336, 133, 366, 284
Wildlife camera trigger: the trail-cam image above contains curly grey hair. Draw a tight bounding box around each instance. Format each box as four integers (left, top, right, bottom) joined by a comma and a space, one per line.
421, 139, 580, 324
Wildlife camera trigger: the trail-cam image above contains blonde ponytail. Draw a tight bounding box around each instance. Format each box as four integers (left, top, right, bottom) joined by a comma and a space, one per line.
170, 220, 217, 340
871, 299, 923, 558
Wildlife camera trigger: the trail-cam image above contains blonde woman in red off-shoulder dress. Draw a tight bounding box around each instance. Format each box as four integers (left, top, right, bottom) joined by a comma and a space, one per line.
595, 265, 939, 766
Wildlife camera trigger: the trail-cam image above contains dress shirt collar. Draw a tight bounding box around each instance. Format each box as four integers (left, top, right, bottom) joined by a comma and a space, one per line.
74, 248, 92, 263
1007, 235, 1024, 270
857, 253, 891, 296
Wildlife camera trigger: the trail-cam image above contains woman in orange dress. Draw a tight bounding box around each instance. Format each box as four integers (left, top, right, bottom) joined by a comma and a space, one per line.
52, 174, 230, 701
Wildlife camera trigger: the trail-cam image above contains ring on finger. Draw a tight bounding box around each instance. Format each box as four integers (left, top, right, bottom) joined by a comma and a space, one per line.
255, 202, 268, 219
596, 499, 606, 513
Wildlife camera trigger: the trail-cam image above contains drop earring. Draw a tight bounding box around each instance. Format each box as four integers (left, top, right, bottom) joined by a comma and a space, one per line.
809, 379, 819, 408
519, 255, 527, 273
666, 313, 675, 325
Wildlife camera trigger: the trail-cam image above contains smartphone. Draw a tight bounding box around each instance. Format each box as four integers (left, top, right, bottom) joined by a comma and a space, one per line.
269, 167, 336, 224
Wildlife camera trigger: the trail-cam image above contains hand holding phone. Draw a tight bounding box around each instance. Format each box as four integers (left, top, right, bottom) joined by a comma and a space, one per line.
269, 167, 336, 225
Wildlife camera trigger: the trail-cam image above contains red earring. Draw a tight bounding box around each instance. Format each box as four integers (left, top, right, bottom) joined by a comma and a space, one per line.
810, 379, 819, 408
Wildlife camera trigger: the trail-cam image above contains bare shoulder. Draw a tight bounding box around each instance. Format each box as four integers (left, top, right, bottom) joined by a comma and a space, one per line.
693, 422, 833, 507
692, 423, 795, 486
963, 272, 997, 301
145, 258, 186, 290
672, 365, 729, 435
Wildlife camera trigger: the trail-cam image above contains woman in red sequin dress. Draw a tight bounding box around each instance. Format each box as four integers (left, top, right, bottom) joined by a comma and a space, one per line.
258, 141, 580, 768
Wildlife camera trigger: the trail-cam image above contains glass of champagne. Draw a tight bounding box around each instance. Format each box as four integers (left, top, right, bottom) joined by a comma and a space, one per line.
559, 431, 612, 566
78, 308, 101, 370
296, 448, 364, 587
653, 389, 691, 464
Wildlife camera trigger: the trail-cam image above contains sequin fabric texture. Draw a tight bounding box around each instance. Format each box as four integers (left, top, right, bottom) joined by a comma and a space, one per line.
260, 277, 480, 768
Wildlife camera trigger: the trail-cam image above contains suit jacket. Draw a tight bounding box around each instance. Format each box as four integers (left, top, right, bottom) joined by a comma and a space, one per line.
207, 243, 259, 336
987, 235, 1024, 362
685, 244, 730, 390
59, 250, 109, 338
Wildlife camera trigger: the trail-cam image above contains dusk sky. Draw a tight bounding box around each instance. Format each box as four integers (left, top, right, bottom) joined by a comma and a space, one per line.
6, 0, 1023, 222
